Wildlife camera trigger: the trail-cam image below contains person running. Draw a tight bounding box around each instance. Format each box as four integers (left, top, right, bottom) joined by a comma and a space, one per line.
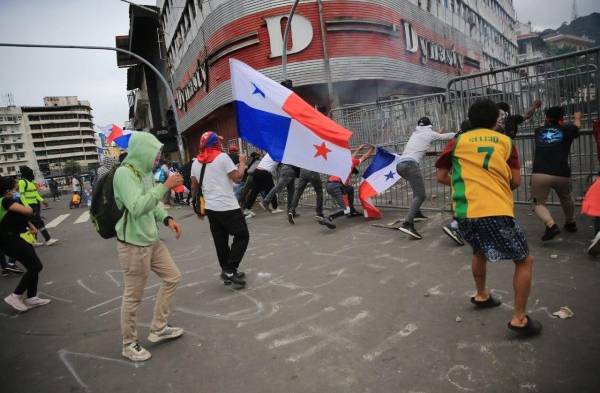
317, 144, 374, 229
496, 100, 542, 139
239, 152, 262, 217
18, 166, 58, 246
1, 176, 51, 312
191, 131, 249, 289
259, 164, 298, 215
435, 98, 541, 337
288, 169, 324, 224
396, 117, 456, 240
113, 131, 185, 362
242, 153, 280, 213
531, 107, 581, 241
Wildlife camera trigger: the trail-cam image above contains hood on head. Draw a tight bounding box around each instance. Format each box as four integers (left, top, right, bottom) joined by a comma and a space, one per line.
122, 131, 163, 173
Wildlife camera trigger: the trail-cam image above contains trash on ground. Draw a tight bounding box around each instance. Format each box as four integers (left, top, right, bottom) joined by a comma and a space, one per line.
455, 316, 462, 323
552, 306, 574, 319
550, 254, 558, 259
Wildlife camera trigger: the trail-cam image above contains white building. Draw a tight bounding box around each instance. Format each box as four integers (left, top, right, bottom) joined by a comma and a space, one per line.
0, 106, 40, 178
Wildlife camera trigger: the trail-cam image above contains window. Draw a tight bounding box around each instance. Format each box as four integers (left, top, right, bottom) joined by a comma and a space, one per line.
7, 166, 15, 172
0, 167, 3, 173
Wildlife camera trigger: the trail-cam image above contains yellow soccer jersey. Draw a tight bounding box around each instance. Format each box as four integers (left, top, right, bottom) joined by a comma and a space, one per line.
435, 128, 520, 219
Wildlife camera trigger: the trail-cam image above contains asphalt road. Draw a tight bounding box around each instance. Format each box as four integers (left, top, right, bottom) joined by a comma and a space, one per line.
1, 201, 599, 393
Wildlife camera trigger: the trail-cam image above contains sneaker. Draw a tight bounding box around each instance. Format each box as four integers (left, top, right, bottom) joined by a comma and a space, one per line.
259, 201, 271, 212
122, 342, 151, 362
398, 222, 423, 240
347, 209, 362, 218
288, 212, 295, 224
45, 238, 59, 246
1, 270, 9, 277
4, 294, 29, 312
414, 211, 429, 222
564, 222, 577, 233
315, 215, 336, 229
541, 224, 561, 241
588, 232, 600, 257
147, 324, 184, 343
244, 210, 256, 219
221, 271, 246, 289
5, 265, 24, 274
271, 208, 285, 214
24, 296, 51, 308
442, 224, 464, 246
33, 241, 44, 247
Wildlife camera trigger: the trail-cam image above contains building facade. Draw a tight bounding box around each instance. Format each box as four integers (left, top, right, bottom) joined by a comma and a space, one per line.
157, 0, 518, 155
0, 106, 39, 178
21, 96, 99, 177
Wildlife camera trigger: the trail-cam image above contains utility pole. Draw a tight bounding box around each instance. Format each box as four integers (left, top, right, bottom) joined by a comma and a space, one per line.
571, 0, 578, 22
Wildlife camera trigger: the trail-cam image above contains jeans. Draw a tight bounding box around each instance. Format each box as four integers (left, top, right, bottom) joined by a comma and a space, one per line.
396, 160, 426, 224
117, 240, 181, 345
206, 209, 250, 273
244, 170, 277, 210
263, 165, 296, 211
326, 182, 355, 219
290, 169, 323, 216
1, 235, 43, 297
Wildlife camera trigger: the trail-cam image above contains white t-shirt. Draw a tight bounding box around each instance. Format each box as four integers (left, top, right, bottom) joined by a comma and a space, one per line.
72, 178, 81, 192
256, 153, 278, 174
191, 153, 239, 211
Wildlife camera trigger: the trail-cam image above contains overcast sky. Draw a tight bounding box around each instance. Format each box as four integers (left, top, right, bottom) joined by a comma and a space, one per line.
0, 0, 599, 128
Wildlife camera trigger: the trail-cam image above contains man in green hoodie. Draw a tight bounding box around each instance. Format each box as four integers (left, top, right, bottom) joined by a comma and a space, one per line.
113, 131, 184, 362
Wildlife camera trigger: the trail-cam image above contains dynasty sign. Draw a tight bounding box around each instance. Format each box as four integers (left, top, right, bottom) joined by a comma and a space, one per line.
403, 21, 464, 69
175, 59, 208, 111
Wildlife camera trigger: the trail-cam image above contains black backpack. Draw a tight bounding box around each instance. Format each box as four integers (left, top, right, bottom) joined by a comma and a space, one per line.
90, 164, 139, 239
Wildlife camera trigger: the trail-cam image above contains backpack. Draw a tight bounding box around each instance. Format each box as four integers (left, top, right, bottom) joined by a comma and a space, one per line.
90, 164, 140, 239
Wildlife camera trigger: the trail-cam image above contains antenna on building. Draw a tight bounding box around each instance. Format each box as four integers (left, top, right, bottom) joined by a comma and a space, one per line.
2, 93, 15, 106
571, 0, 578, 22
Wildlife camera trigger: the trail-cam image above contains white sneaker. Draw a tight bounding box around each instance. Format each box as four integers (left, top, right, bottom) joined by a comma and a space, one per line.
45, 238, 59, 246
24, 296, 51, 308
4, 294, 29, 312
33, 241, 44, 247
148, 324, 184, 343
244, 210, 256, 219
271, 208, 285, 214
122, 342, 151, 362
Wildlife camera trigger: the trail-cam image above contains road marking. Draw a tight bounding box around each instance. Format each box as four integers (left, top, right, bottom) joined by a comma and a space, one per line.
76, 279, 98, 295
363, 323, 418, 361
74, 211, 90, 224
256, 307, 335, 340
38, 291, 73, 303
45, 214, 70, 228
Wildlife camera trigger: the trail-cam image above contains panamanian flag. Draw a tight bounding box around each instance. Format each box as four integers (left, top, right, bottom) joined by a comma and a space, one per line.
230, 59, 353, 179
100, 124, 132, 149
359, 147, 403, 218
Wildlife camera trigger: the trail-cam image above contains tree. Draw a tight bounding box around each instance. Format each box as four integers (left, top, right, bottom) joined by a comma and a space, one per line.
63, 160, 81, 178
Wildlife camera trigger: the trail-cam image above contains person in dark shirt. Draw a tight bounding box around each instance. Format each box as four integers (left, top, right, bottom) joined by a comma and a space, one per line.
531, 107, 581, 241
0, 176, 50, 312
496, 100, 542, 139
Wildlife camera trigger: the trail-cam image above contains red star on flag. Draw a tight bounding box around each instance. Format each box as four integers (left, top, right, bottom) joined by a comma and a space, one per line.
313, 142, 331, 160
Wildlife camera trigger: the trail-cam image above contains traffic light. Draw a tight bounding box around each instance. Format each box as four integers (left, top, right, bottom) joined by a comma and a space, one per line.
165, 109, 177, 135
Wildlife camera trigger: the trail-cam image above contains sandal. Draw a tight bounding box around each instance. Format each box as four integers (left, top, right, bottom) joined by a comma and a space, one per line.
508, 315, 543, 337
470, 295, 502, 308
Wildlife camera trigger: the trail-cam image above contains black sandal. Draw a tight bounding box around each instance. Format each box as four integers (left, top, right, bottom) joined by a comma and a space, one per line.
470, 295, 502, 308
508, 315, 543, 336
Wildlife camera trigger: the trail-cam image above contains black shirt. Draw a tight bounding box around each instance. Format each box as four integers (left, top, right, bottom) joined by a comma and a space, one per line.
1, 197, 30, 235
504, 114, 525, 139
532, 122, 580, 177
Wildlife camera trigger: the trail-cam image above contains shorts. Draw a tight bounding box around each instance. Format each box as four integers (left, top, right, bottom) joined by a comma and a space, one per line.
457, 216, 529, 262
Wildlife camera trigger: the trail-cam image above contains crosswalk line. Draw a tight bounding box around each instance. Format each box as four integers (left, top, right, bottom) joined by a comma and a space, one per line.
74, 211, 90, 224
46, 214, 70, 229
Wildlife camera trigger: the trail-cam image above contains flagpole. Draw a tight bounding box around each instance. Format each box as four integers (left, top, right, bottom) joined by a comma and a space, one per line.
281, 0, 301, 82
0, 42, 186, 161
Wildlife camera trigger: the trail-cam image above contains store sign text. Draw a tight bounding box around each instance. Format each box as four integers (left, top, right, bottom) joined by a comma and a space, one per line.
403, 22, 464, 69
176, 60, 208, 112
265, 14, 314, 58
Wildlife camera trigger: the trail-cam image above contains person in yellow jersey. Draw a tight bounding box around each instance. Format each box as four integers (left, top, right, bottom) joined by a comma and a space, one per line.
18, 166, 59, 246
435, 99, 541, 337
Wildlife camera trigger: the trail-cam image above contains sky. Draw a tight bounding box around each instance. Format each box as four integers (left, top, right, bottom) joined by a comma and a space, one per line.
0, 0, 599, 128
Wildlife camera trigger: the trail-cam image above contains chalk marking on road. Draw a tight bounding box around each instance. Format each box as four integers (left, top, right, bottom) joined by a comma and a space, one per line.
451, 247, 464, 256
58, 349, 142, 391
237, 291, 320, 328
38, 291, 73, 303
256, 307, 335, 340
405, 262, 420, 269
379, 275, 394, 284
84, 282, 161, 312
257, 251, 275, 260
373, 253, 407, 263
176, 290, 264, 321
339, 296, 363, 307
426, 284, 444, 296
445, 365, 475, 391
362, 323, 418, 361
427, 239, 441, 250
44, 281, 54, 286
104, 270, 122, 288
76, 279, 98, 295
286, 311, 369, 362
97, 293, 158, 317
407, 280, 418, 288
45, 214, 70, 229
364, 263, 386, 270
74, 211, 90, 224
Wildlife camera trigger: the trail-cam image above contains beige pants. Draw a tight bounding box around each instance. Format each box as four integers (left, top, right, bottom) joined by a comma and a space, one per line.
531, 173, 575, 225
117, 240, 181, 345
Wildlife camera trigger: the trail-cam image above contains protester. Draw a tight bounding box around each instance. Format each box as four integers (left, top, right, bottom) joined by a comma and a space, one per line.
239, 151, 262, 217
288, 169, 324, 224
531, 107, 581, 241
259, 164, 298, 214
72, 176, 81, 194
181, 158, 195, 205
191, 131, 249, 289
435, 99, 541, 337
317, 144, 374, 229
94, 155, 119, 190
18, 166, 58, 246
495, 100, 542, 139
113, 131, 185, 362
48, 179, 61, 201
1, 176, 50, 312
242, 153, 280, 213
396, 118, 455, 239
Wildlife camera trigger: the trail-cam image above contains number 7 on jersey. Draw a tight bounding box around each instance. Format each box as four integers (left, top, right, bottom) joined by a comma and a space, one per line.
477, 146, 495, 170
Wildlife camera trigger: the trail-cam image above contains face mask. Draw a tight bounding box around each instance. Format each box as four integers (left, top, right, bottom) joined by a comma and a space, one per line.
12, 191, 20, 200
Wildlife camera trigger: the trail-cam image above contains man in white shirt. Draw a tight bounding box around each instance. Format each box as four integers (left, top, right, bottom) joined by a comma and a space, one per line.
191, 132, 248, 289
242, 153, 280, 213
396, 117, 455, 240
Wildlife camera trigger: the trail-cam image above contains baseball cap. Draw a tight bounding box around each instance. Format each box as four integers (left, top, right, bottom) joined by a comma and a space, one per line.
417, 117, 432, 126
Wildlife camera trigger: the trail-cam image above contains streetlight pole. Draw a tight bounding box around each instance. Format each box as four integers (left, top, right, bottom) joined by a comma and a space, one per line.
0, 42, 186, 161
281, 0, 301, 82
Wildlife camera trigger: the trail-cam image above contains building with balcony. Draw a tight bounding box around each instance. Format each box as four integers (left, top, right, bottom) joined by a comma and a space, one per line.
0, 106, 39, 178
21, 96, 99, 177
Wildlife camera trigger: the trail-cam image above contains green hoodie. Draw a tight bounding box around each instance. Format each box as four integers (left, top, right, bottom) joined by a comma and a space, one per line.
113, 132, 169, 246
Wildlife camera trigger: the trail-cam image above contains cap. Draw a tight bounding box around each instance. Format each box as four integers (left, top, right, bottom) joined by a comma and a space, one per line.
417, 117, 432, 126
229, 145, 239, 153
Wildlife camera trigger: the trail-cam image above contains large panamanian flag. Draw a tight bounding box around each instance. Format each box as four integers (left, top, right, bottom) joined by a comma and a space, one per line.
100, 124, 132, 149
359, 147, 403, 218
230, 59, 353, 179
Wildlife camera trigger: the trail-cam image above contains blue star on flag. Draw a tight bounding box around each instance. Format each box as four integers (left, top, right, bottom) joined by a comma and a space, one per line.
252, 83, 265, 98
384, 171, 395, 181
